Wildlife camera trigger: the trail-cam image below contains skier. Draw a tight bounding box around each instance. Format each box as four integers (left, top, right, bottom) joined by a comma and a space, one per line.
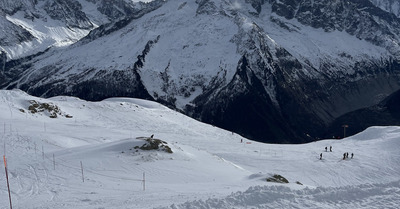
330, 146, 332, 152
343, 153, 346, 160
320, 153, 322, 160
325, 147, 327, 152
351, 153, 354, 159
346, 152, 349, 158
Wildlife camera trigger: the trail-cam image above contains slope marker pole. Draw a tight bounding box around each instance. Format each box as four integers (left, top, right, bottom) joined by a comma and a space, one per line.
143, 172, 145, 191
80, 161, 84, 182
3, 155, 13, 209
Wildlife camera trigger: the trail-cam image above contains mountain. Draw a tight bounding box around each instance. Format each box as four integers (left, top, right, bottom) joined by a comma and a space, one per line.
1, 0, 400, 143
325, 88, 400, 138
371, 0, 400, 17
0, 89, 399, 208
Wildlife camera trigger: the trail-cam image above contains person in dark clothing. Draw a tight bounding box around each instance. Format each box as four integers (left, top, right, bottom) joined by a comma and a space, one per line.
346, 152, 349, 158
343, 153, 346, 160
150, 134, 154, 138
330, 146, 332, 152
325, 147, 327, 152
320, 153, 322, 160
351, 153, 354, 159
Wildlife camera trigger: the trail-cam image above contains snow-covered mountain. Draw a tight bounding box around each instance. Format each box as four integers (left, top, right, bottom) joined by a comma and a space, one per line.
1, 0, 400, 143
0, 89, 399, 208
371, 0, 400, 17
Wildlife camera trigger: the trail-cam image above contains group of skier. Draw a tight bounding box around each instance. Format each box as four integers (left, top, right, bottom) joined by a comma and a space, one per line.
319, 146, 354, 160
343, 152, 354, 160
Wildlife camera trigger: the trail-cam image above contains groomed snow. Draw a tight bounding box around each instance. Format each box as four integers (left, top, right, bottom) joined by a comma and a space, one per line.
0, 89, 399, 208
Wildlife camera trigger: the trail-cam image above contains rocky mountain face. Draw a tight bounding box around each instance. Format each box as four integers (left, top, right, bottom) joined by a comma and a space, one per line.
370, 0, 400, 18
1, 0, 400, 143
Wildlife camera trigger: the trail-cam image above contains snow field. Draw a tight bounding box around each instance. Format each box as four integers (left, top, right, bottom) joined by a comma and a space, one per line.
0, 89, 399, 208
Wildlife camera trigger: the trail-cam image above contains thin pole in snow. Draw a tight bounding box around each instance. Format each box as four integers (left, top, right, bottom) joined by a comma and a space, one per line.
143, 172, 145, 191
342, 124, 349, 138
80, 161, 84, 182
3, 155, 13, 209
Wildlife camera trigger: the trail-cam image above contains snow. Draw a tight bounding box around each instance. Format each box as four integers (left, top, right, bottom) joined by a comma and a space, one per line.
3, 11, 92, 60
257, 4, 390, 74
0, 89, 399, 208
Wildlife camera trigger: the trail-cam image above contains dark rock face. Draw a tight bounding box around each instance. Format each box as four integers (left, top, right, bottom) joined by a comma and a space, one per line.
25, 69, 153, 102
0, 15, 35, 46
43, 0, 93, 29
189, 56, 300, 143
95, 0, 135, 20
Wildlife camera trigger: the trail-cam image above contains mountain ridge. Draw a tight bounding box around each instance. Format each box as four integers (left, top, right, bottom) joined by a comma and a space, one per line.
1, 0, 400, 143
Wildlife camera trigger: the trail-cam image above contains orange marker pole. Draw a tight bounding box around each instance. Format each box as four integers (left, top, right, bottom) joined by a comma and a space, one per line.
3, 155, 13, 209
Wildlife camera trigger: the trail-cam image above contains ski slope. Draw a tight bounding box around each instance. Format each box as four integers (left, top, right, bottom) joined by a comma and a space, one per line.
0, 89, 399, 208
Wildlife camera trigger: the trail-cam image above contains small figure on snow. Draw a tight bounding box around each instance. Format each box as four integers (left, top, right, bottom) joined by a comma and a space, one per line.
346, 152, 349, 158
320, 153, 322, 160
325, 147, 328, 152
330, 146, 332, 152
150, 134, 154, 138
343, 153, 346, 160
351, 153, 354, 159
241, 139, 243, 143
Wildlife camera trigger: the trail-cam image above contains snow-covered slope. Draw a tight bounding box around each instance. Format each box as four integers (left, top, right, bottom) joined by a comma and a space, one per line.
0, 0, 146, 60
2, 0, 400, 143
0, 89, 399, 208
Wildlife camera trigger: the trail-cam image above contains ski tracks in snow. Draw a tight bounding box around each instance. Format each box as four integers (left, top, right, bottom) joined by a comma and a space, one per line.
160, 180, 400, 209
